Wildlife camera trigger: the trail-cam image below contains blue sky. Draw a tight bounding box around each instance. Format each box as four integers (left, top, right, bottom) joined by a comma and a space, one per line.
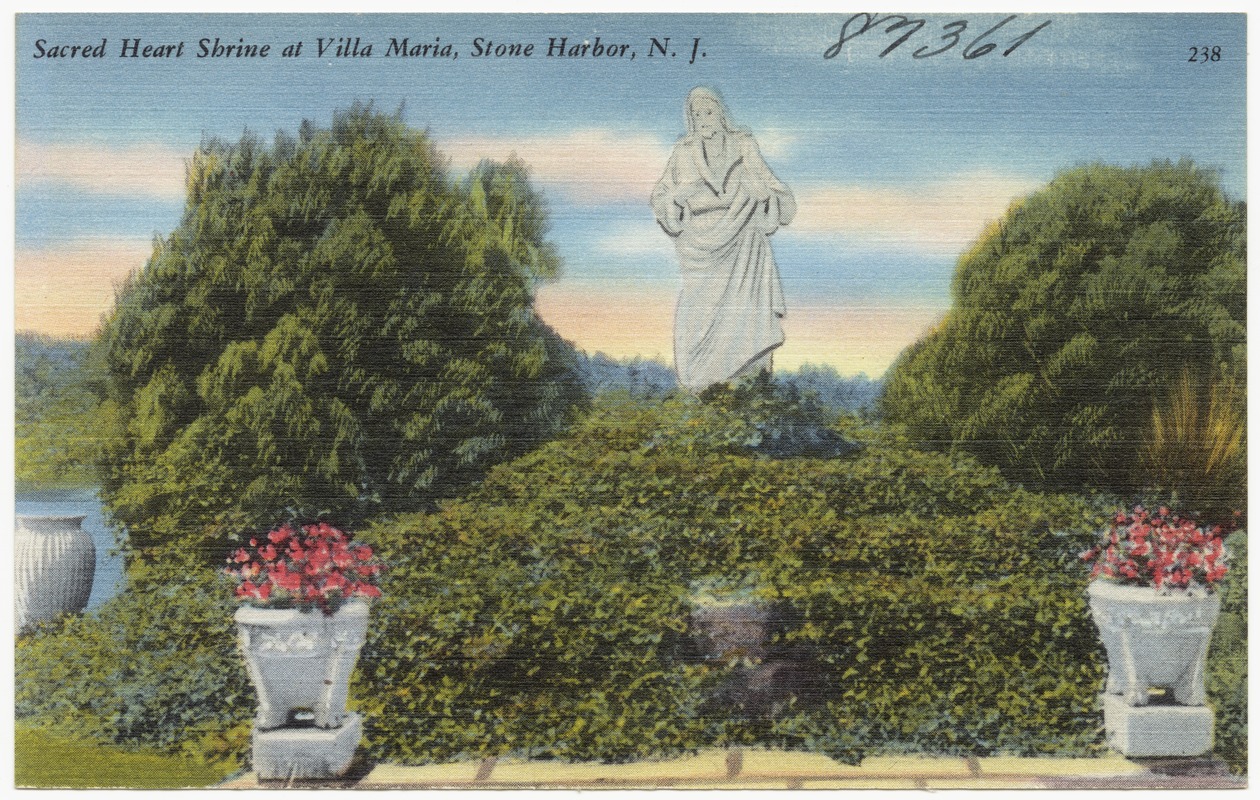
14, 11, 1247, 374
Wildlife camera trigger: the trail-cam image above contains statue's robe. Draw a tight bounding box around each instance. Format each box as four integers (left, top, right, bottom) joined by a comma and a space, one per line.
651, 130, 796, 391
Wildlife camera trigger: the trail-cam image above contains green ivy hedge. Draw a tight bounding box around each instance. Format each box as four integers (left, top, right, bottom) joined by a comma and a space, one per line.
353, 389, 1114, 764
27, 389, 1232, 770
15, 549, 253, 766
1208, 531, 1247, 774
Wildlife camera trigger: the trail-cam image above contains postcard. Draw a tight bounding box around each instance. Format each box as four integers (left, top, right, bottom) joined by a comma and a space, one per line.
13, 9, 1247, 789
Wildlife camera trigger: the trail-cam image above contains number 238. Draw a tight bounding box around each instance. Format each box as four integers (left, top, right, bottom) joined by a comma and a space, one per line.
1188, 46, 1222, 63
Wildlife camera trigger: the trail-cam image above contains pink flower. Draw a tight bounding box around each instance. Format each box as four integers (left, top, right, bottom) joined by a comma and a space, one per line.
226, 521, 385, 612
1081, 504, 1229, 592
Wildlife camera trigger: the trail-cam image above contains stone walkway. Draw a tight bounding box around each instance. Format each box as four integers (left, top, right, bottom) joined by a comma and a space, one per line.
220, 749, 1245, 790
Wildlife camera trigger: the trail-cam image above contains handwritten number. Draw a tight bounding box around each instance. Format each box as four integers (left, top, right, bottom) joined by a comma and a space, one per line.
962, 15, 1016, 59
913, 20, 966, 58
1003, 20, 1052, 56
823, 13, 1052, 60
823, 13, 878, 59
877, 17, 927, 58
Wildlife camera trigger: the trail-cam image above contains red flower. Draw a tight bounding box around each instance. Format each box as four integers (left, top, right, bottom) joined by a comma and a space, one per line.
1082, 504, 1229, 592
225, 521, 385, 613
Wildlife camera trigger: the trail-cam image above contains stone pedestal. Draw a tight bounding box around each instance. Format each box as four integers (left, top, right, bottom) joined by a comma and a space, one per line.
253, 713, 362, 781
1101, 695, 1213, 758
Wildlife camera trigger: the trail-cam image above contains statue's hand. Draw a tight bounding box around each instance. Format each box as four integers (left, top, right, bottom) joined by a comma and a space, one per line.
681, 182, 721, 212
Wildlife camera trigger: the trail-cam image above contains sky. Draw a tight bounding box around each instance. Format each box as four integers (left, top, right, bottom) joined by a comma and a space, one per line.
13, 11, 1248, 376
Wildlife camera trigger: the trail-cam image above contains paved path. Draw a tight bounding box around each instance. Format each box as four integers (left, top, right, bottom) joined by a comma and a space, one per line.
220, 749, 1244, 790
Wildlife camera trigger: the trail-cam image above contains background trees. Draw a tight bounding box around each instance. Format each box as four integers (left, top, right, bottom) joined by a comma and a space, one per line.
97, 105, 583, 555
880, 161, 1245, 520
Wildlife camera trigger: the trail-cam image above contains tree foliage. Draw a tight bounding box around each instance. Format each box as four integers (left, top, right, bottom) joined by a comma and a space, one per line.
880, 161, 1245, 508
96, 104, 584, 554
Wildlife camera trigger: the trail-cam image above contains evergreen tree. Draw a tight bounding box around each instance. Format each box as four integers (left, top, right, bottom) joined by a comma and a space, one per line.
97, 105, 584, 555
880, 161, 1245, 507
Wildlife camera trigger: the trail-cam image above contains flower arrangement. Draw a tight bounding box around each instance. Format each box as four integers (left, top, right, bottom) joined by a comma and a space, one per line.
225, 522, 384, 614
1081, 505, 1228, 592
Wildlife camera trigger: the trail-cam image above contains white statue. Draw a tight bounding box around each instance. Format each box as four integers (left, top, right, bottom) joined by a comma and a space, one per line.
651, 87, 796, 392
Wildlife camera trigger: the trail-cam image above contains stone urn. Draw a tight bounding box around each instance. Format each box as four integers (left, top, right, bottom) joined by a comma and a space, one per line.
1087, 580, 1220, 757
235, 600, 370, 731
15, 515, 95, 632
1087, 580, 1220, 706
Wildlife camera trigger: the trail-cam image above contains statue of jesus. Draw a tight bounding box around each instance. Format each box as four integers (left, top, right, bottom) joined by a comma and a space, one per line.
651, 87, 796, 392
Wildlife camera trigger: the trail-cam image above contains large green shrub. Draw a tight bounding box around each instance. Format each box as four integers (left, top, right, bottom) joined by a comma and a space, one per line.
19, 390, 1168, 768
352, 389, 1112, 764
96, 104, 584, 556
881, 161, 1245, 514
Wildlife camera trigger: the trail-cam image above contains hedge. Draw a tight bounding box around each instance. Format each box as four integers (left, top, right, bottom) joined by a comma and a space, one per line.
352, 388, 1114, 763
24, 388, 1234, 770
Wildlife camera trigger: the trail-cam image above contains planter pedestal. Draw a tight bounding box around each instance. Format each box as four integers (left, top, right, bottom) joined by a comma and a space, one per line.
1087, 581, 1219, 758
253, 712, 362, 781
236, 601, 369, 779
1101, 694, 1213, 758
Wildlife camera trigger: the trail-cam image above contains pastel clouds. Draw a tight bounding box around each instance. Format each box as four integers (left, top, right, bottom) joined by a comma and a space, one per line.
791, 172, 1040, 255
777, 304, 944, 377
535, 282, 677, 364
535, 281, 943, 378
438, 128, 672, 204
437, 126, 798, 206
17, 139, 187, 200
15, 237, 152, 337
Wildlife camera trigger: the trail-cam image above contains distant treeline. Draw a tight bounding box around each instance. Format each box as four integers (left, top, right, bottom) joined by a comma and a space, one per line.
574, 351, 882, 414
17, 335, 883, 423
15, 333, 101, 491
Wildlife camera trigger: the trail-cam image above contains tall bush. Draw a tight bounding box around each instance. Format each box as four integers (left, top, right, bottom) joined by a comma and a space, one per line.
880, 161, 1245, 511
95, 104, 584, 555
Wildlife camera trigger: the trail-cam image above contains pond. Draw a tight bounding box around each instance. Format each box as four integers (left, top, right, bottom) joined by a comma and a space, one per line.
15, 488, 125, 610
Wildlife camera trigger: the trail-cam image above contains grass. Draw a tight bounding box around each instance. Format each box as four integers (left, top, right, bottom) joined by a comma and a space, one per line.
1142, 367, 1246, 524
14, 723, 240, 789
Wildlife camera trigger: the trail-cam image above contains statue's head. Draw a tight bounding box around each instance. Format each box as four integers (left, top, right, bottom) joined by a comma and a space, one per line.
685, 87, 731, 139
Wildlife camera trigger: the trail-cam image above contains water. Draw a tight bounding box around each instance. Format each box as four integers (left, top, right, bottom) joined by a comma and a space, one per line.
15, 488, 125, 610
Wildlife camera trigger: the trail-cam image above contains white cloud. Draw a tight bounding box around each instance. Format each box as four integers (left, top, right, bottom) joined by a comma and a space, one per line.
791, 172, 1040, 255
753, 128, 797, 160
437, 128, 673, 204
17, 139, 187, 200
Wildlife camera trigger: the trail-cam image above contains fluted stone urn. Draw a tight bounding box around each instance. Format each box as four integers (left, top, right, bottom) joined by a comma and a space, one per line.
15, 514, 95, 632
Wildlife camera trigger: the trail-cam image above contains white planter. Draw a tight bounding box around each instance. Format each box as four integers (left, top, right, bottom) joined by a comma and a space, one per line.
1086, 580, 1220, 706
15, 515, 95, 632
235, 600, 370, 730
